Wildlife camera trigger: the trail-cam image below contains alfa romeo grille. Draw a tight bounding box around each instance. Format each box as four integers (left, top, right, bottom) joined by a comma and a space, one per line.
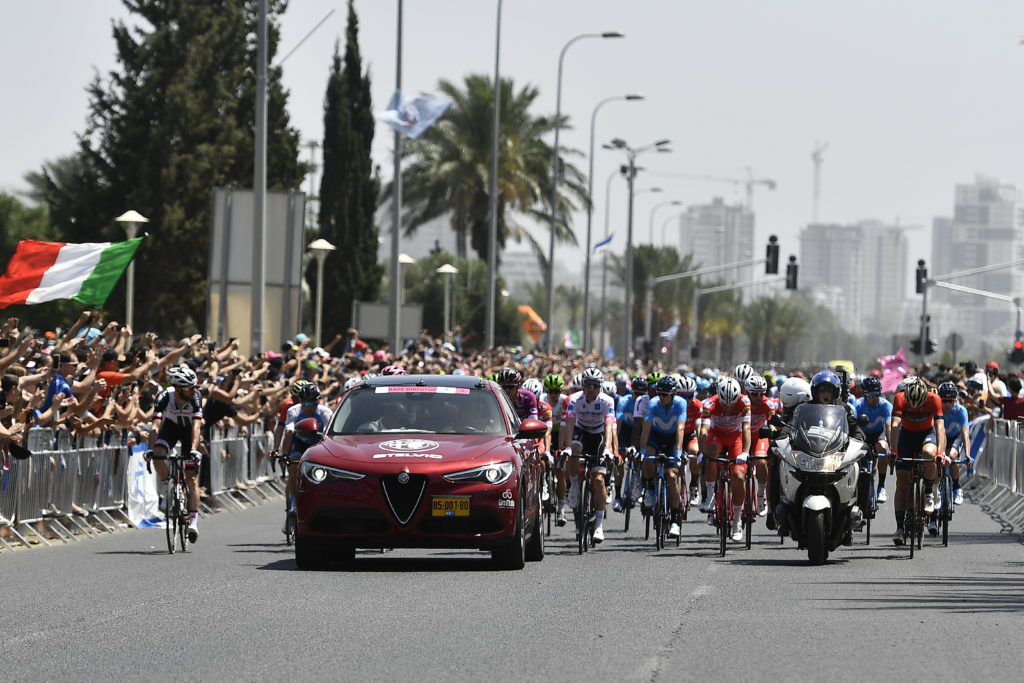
380, 474, 428, 526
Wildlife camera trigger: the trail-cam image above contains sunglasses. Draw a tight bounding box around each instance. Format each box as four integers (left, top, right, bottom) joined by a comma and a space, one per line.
583, 382, 601, 389
865, 392, 880, 398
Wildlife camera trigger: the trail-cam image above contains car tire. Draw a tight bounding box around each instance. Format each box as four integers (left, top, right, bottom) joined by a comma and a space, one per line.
525, 489, 545, 562
492, 496, 526, 570
295, 535, 329, 571
334, 545, 356, 567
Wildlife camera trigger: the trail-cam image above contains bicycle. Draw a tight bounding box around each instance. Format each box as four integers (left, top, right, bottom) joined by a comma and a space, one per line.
575, 452, 602, 555
146, 449, 194, 554
272, 451, 297, 545
857, 452, 879, 546
645, 447, 677, 551
707, 456, 733, 557
541, 453, 558, 537
742, 454, 769, 550
619, 447, 642, 533
934, 456, 970, 547
900, 457, 934, 558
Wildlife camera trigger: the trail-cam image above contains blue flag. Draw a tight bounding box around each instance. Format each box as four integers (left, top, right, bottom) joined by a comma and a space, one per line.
593, 233, 614, 253
604, 345, 614, 359
375, 90, 452, 139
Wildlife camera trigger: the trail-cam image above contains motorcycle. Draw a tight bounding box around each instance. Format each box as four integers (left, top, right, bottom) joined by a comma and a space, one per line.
770, 403, 866, 565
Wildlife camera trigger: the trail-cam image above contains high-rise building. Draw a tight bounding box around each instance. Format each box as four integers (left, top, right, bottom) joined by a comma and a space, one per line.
676, 197, 755, 285
799, 220, 908, 334
930, 175, 1024, 340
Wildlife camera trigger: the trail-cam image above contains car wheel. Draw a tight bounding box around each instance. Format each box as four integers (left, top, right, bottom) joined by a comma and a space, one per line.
334, 545, 355, 567
492, 495, 526, 570
525, 489, 545, 562
295, 535, 329, 571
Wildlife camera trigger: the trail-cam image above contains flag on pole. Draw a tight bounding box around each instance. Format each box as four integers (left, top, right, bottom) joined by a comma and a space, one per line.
593, 233, 614, 253
877, 348, 909, 394
375, 90, 452, 139
0, 237, 144, 309
659, 322, 680, 340
604, 345, 614, 359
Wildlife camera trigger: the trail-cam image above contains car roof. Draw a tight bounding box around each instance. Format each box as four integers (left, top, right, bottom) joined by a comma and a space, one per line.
359, 375, 491, 390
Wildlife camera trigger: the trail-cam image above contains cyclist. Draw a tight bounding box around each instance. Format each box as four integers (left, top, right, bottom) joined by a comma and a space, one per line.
613, 374, 637, 512
544, 374, 572, 527
273, 379, 310, 455
890, 377, 946, 546
698, 377, 751, 542
496, 368, 538, 421
933, 381, 970, 528
380, 364, 407, 376
853, 375, 893, 503
733, 362, 756, 388
560, 367, 616, 544
280, 383, 334, 533
744, 374, 775, 516
677, 375, 704, 505
148, 366, 204, 543
637, 376, 687, 537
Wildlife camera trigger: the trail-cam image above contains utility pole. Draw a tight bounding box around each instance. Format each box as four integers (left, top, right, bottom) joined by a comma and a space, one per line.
811, 140, 828, 224
305, 140, 320, 231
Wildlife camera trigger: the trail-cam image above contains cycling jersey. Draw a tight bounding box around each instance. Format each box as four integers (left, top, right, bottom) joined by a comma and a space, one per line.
700, 394, 751, 433
153, 387, 203, 427
512, 389, 539, 421
682, 396, 702, 434
645, 396, 687, 437
538, 399, 552, 430
892, 392, 942, 432
616, 393, 635, 427
633, 394, 650, 422
548, 393, 567, 433
747, 395, 776, 431
942, 401, 969, 439
854, 396, 892, 436
565, 390, 616, 435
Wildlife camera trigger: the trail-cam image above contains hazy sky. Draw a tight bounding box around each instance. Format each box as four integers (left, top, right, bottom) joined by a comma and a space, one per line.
4, 0, 1024, 284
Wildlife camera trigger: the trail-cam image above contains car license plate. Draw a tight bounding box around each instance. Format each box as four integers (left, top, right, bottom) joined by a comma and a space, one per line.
432, 496, 470, 517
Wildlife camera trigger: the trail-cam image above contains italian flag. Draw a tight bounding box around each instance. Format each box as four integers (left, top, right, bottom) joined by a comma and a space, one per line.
0, 238, 143, 308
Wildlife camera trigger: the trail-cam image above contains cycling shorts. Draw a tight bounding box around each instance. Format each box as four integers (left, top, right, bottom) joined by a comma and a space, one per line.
644, 432, 680, 469
706, 431, 747, 475
155, 421, 201, 468
617, 422, 634, 448
684, 430, 699, 455
895, 427, 937, 471
750, 436, 769, 459
864, 431, 889, 452
571, 428, 608, 475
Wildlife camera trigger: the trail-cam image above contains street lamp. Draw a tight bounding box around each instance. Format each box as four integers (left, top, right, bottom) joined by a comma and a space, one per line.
114, 210, 149, 331
398, 253, 415, 308
545, 30, 625, 351
660, 211, 687, 245
436, 263, 459, 335
309, 238, 336, 347
580, 93, 644, 352
604, 138, 671, 362
649, 200, 682, 244
485, 0, 504, 351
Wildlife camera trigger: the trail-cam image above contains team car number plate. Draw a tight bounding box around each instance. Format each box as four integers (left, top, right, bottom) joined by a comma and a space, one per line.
432, 496, 471, 517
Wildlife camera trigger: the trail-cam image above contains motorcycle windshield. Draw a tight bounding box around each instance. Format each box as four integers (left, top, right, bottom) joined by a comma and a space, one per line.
789, 404, 849, 456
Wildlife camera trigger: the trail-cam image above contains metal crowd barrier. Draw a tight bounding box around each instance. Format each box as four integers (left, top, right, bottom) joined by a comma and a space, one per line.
968, 417, 1024, 532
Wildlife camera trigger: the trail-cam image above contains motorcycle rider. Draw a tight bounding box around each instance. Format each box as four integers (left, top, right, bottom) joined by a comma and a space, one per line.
763, 376, 811, 533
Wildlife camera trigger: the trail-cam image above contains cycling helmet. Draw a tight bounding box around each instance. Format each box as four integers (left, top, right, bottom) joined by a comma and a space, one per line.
496, 367, 522, 386
904, 378, 928, 408
695, 377, 711, 392
779, 377, 812, 408
581, 367, 604, 384
298, 383, 321, 403
677, 375, 697, 395
860, 376, 882, 395
523, 377, 544, 400
570, 373, 584, 392
631, 377, 648, 393
717, 377, 741, 405
168, 366, 197, 388
966, 372, 987, 390
647, 371, 665, 384
811, 370, 842, 398
656, 376, 678, 394
937, 381, 958, 401
601, 380, 616, 397
380, 364, 406, 376
733, 363, 755, 385
614, 372, 629, 387
744, 374, 768, 395
343, 377, 361, 392
290, 379, 311, 398
543, 374, 564, 392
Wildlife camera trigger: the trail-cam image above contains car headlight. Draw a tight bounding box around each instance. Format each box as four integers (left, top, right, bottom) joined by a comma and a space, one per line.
301, 461, 365, 484
442, 462, 514, 485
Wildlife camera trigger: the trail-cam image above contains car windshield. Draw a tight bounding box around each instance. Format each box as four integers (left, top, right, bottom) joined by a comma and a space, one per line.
330, 385, 506, 436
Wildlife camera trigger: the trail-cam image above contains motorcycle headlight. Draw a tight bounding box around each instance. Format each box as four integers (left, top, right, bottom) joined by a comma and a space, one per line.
301, 461, 365, 484
443, 462, 514, 485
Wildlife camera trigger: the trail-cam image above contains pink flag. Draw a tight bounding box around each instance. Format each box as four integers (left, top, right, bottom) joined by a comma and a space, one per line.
878, 348, 909, 393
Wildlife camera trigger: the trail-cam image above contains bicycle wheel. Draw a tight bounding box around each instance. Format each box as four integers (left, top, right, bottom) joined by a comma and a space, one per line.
908, 479, 919, 559
717, 477, 729, 557
177, 482, 189, 552
941, 473, 951, 547
285, 511, 296, 546
580, 479, 592, 554
744, 476, 755, 550
165, 477, 177, 554
654, 478, 665, 551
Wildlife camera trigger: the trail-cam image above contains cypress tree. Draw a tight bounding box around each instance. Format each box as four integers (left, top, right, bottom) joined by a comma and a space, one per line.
315, 0, 382, 338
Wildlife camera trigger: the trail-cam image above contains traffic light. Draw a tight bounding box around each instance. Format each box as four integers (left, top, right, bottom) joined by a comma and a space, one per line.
766, 235, 779, 274
642, 339, 653, 357
785, 255, 798, 290
910, 337, 922, 355
915, 259, 927, 294
1010, 339, 1024, 364
926, 338, 937, 354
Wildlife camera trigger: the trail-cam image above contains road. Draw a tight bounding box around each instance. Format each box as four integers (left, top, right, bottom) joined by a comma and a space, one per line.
2, 492, 1021, 682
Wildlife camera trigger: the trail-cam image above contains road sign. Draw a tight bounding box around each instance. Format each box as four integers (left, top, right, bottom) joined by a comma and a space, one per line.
946, 333, 963, 353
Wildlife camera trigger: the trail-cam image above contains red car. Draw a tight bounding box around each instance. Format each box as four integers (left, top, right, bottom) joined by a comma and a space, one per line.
294, 375, 548, 570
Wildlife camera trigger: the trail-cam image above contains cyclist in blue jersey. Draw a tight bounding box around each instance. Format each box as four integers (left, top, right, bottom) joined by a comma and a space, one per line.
853, 375, 893, 503
637, 376, 687, 538
613, 377, 636, 512
937, 381, 971, 511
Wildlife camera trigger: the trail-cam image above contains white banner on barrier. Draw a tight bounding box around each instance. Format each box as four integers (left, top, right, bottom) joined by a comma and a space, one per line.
126, 445, 164, 528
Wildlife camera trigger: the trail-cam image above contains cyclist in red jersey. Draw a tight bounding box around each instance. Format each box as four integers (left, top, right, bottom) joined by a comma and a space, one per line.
890, 377, 946, 545
698, 377, 752, 542
744, 374, 776, 516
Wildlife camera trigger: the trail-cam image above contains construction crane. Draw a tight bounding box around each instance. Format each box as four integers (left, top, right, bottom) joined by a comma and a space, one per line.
812, 140, 829, 224
651, 167, 777, 210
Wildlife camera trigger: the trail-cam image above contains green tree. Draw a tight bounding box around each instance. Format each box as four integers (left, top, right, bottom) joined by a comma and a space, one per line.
29, 0, 304, 335
314, 1, 382, 336
384, 75, 587, 274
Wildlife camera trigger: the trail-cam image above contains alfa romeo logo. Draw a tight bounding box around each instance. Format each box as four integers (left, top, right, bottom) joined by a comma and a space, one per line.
379, 439, 440, 452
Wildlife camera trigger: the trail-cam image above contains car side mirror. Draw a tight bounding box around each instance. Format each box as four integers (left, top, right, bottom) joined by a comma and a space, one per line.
516, 418, 549, 440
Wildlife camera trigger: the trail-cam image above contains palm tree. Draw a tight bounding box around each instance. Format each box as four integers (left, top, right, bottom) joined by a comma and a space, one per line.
608, 245, 697, 350
384, 75, 587, 272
